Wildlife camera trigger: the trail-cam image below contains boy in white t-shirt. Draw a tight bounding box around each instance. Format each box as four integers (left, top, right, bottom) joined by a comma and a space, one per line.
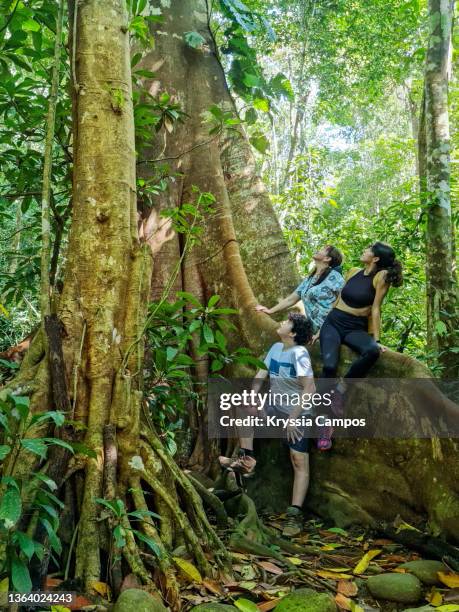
219, 313, 315, 536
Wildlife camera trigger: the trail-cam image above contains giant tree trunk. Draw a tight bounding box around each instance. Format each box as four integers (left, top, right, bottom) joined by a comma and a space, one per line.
138, 0, 459, 537
421, 0, 458, 377
2, 1, 229, 607
138, 0, 297, 468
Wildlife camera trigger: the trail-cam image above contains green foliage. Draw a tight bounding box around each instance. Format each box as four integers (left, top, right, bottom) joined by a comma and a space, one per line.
126, 0, 162, 47
203, 103, 243, 137
214, 0, 293, 153
0, 0, 71, 332
267, 0, 425, 123
144, 292, 265, 449
0, 394, 68, 592
133, 88, 187, 152
95, 495, 162, 559
0, 393, 97, 588
249, 131, 269, 153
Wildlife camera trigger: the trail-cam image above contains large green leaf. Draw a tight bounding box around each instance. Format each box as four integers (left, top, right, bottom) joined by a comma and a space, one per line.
39, 518, 62, 555
21, 438, 47, 458
234, 599, 258, 612
0, 487, 22, 528
29, 410, 65, 428
21, 18, 40, 32
11, 556, 32, 593
15, 531, 35, 560
249, 133, 269, 154
0, 444, 11, 460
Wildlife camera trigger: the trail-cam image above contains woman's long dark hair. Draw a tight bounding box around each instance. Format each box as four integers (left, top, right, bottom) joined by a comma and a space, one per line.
309, 245, 343, 286
371, 242, 403, 287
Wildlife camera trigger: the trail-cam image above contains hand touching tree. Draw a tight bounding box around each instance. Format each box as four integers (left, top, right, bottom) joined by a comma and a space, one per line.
139, 209, 174, 255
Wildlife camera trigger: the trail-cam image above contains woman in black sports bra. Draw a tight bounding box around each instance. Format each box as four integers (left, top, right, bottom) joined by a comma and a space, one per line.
316, 242, 403, 450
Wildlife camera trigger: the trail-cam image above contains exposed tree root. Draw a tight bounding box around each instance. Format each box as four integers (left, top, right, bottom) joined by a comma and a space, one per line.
185, 472, 229, 529
1, 365, 235, 612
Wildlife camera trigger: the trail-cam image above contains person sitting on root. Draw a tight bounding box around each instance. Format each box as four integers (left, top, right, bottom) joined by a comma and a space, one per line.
317, 241, 403, 450
254, 245, 345, 337
219, 313, 315, 537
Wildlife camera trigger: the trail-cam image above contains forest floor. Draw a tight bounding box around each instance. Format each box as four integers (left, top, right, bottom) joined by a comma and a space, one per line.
174, 512, 459, 611
6, 502, 459, 611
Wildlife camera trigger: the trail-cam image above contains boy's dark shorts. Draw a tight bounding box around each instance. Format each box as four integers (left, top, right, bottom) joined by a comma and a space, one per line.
264, 405, 312, 454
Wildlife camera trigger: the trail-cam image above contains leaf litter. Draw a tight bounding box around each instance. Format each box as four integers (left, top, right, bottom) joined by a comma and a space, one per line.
175, 514, 459, 610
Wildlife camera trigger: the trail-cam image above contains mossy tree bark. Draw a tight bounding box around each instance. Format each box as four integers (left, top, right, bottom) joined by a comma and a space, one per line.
138, 0, 459, 537
421, 0, 458, 377
3, 1, 229, 607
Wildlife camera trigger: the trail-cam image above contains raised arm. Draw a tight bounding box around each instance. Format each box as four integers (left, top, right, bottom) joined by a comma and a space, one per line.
254, 291, 300, 315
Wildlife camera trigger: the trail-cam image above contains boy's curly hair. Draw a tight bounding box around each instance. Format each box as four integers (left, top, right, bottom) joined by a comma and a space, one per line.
288, 312, 313, 345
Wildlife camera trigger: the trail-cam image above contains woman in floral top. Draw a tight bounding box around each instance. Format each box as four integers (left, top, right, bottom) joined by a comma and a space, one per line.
255, 245, 345, 336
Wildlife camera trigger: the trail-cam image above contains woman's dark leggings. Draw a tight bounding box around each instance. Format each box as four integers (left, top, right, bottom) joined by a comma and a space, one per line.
320, 310, 381, 379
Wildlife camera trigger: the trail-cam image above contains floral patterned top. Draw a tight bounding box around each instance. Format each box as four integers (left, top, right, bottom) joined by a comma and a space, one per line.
295, 269, 345, 333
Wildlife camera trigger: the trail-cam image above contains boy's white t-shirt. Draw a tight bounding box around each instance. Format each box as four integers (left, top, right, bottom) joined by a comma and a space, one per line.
263, 342, 314, 414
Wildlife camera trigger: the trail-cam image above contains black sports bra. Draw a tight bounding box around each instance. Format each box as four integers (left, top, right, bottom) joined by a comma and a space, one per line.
340, 269, 376, 308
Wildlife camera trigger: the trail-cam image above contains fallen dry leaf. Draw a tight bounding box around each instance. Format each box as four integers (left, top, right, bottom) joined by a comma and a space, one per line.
224, 582, 246, 593
296, 534, 310, 543
231, 552, 251, 561
384, 555, 409, 563
240, 565, 257, 581
316, 570, 352, 580
266, 522, 284, 531
257, 599, 282, 611
90, 580, 111, 600
335, 592, 352, 610
337, 580, 358, 596
239, 581, 258, 590
202, 578, 225, 596
67, 595, 94, 610
286, 557, 304, 566
353, 549, 382, 574
173, 557, 203, 583
439, 573, 459, 589
427, 587, 443, 607
45, 577, 63, 589
256, 561, 283, 575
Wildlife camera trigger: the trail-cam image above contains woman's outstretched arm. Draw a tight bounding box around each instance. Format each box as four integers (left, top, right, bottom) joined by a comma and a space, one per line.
254, 291, 300, 315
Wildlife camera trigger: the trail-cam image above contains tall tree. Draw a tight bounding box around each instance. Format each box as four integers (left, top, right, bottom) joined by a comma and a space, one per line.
3, 0, 229, 604
420, 0, 458, 377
